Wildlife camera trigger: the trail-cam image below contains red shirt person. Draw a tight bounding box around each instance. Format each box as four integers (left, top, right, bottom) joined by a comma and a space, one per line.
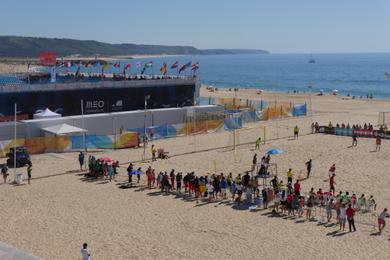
294, 180, 301, 196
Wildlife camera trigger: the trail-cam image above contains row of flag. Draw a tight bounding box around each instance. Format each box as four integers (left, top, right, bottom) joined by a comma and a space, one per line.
57, 60, 199, 76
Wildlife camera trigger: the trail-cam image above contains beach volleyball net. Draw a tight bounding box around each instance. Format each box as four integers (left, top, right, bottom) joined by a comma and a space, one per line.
378, 111, 390, 126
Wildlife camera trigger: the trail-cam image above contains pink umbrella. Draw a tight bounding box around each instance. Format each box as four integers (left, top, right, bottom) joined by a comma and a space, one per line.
99, 156, 113, 163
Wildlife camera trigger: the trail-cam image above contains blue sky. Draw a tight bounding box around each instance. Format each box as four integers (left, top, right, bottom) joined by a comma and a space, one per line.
1, 0, 389, 53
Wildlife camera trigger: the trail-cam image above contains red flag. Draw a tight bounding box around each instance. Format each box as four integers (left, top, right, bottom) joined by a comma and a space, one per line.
123, 63, 131, 77
171, 61, 178, 69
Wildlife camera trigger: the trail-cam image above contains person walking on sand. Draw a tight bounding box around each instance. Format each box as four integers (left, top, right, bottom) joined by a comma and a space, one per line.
346, 204, 356, 232
352, 134, 357, 147
78, 152, 85, 171
339, 204, 347, 231
255, 137, 261, 150
305, 159, 312, 179
2, 164, 9, 184
127, 163, 133, 184
151, 145, 157, 161
286, 168, 294, 184
376, 136, 381, 151
378, 208, 390, 235
329, 173, 336, 195
81, 243, 90, 260
27, 164, 32, 184
294, 125, 299, 140
252, 154, 257, 172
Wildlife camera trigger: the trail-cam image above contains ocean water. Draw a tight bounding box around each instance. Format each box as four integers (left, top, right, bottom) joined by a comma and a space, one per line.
133, 53, 390, 98
3, 53, 390, 98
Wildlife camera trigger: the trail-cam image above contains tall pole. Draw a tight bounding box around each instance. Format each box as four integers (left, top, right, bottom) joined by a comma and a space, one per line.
13, 103, 17, 180
143, 95, 150, 161
81, 100, 87, 154
308, 86, 313, 125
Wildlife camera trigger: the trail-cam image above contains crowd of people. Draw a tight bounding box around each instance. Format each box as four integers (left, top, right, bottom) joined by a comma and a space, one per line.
77, 119, 389, 237
114, 157, 388, 235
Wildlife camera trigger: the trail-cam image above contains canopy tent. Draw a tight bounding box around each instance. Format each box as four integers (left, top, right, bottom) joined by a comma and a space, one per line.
33, 108, 61, 119
41, 123, 87, 136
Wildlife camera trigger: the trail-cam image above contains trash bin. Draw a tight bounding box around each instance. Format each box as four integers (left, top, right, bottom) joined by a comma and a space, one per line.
15, 173, 23, 185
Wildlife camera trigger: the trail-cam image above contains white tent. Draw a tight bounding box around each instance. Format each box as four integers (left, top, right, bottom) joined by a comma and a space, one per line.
41, 123, 87, 136
33, 108, 61, 119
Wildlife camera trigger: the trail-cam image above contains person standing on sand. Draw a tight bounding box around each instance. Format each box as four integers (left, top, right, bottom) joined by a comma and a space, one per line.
255, 137, 261, 150
352, 134, 357, 147
127, 163, 133, 184
2, 164, 9, 184
339, 204, 347, 231
286, 168, 294, 184
252, 154, 257, 172
378, 208, 390, 235
81, 243, 90, 260
78, 152, 85, 171
27, 164, 32, 184
326, 198, 334, 223
151, 145, 157, 161
329, 173, 336, 195
305, 159, 312, 179
376, 136, 381, 151
176, 172, 182, 193
294, 125, 299, 139
346, 204, 356, 232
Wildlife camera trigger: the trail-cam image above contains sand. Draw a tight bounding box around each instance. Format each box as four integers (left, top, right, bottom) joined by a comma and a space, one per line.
1, 87, 390, 259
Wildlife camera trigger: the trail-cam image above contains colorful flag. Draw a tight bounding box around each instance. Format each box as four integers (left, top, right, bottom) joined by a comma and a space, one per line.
145, 61, 153, 68
191, 62, 199, 71
75, 66, 81, 77
160, 63, 167, 75
178, 64, 187, 74
170, 61, 178, 69
123, 64, 131, 77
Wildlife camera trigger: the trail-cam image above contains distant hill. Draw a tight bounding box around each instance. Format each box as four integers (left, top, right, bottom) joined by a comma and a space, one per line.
0, 36, 269, 57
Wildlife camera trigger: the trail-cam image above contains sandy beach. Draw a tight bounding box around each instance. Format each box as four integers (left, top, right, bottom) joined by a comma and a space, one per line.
1, 87, 390, 259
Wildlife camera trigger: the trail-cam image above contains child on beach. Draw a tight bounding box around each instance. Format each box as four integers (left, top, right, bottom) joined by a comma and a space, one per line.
81, 243, 90, 260
376, 136, 381, 151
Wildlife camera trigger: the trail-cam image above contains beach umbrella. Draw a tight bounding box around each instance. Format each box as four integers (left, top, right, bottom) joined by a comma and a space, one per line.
99, 156, 113, 163
130, 169, 143, 175
266, 148, 283, 155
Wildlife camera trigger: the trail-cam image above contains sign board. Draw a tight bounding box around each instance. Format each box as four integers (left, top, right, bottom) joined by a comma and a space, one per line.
39, 51, 57, 66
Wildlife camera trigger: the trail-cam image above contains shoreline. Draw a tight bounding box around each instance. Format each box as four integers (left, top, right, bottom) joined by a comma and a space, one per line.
200, 84, 390, 102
